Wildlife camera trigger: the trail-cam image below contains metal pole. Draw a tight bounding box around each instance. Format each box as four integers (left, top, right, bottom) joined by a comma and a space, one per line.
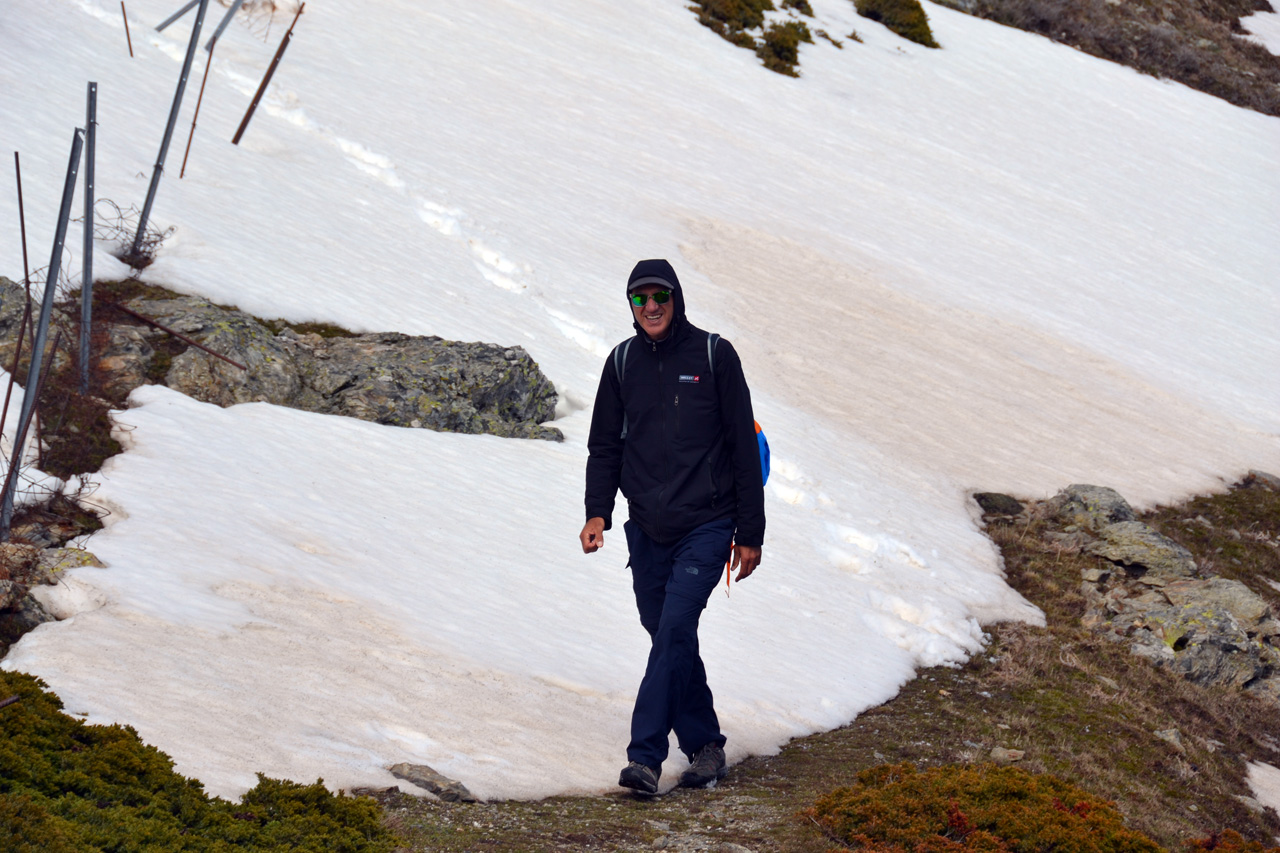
14, 154, 31, 292
1, 130, 84, 538
121, 2, 135, 57
81, 82, 97, 395
131, 0, 209, 262
180, 36, 217, 179
14, 152, 36, 400
155, 0, 200, 32
232, 3, 305, 146
0, 154, 34, 448
2, 331, 60, 525
205, 0, 243, 50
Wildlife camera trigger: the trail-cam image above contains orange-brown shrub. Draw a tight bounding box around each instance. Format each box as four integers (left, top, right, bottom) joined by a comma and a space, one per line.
805, 763, 1164, 853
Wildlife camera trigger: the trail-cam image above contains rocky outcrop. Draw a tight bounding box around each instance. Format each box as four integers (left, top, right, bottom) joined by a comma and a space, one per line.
121, 292, 562, 441
388, 762, 479, 803
0, 279, 562, 441
1044, 484, 1280, 703
0, 544, 104, 656
1045, 484, 1137, 532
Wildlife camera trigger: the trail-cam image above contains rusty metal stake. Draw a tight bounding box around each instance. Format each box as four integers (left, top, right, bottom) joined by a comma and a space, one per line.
121, 2, 134, 57
180, 35, 217, 179
108, 302, 247, 371
232, 3, 304, 145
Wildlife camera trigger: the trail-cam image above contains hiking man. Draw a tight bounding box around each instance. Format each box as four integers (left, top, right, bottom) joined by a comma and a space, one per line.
580, 258, 766, 795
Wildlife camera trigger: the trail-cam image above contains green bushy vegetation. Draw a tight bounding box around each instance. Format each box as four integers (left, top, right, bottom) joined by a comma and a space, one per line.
690, 0, 817, 73
692, 0, 775, 46
0, 670, 398, 852
855, 0, 942, 47
758, 21, 815, 75
807, 762, 1164, 853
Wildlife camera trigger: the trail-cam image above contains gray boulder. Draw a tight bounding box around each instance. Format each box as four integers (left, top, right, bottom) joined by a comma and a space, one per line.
0, 277, 69, 378
98, 325, 158, 400
1247, 470, 1280, 491
287, 332, 560, 441
1085, 520, 1198, 581
974, 492, 1024, 516
91, 288, 562, 441
129, 295, 302, 407
388, 762, 479, 802
1064, 482, 1280, 702
1046, 484, 1136, 531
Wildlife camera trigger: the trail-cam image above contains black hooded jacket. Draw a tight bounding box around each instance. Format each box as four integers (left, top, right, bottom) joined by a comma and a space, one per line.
584, 259, 766, 548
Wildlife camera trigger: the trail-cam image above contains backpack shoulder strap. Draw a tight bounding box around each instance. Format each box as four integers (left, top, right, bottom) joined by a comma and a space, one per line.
612, 338, 634, 440
613, 337, 634, 385
707, 332, 720, 378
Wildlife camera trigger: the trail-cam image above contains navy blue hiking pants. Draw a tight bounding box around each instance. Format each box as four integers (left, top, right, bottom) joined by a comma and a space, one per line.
624, 516, 734, 770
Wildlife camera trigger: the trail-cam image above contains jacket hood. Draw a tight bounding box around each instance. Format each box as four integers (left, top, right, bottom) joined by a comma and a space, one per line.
627, 258, 687, 341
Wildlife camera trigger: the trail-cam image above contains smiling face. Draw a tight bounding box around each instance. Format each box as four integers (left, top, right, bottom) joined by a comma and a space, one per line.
630, 284, 675, 341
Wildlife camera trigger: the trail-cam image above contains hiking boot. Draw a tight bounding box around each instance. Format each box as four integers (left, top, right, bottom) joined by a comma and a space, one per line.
618, 761, 660, 795
678, 743, 727, 788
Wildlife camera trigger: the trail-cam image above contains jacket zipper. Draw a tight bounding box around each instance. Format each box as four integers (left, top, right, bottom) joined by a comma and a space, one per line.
657, 348, 667, 541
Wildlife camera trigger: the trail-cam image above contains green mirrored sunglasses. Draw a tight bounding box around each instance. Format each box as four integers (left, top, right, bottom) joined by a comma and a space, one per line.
629, 290, 672, 307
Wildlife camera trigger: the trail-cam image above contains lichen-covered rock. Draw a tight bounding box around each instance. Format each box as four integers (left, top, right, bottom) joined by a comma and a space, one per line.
1082, 557, 1280, 697
1058, 482, 1280, 703
1047, 484, 1136, 531
94, 290, 563, 441
1085, 520, 1198, 580
388, 762, 479, 802
97, 325, 157, 399
288, 332, 560, 440
129, 295, 302, 407
0, 586, 52, 654
0, 276, 70, 378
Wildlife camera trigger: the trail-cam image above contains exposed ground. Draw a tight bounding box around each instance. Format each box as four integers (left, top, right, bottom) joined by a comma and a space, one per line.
937, 0, 1280, 117
368, 478, 1280, 852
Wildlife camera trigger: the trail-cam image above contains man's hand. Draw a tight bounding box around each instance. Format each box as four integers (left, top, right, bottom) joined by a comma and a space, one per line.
731, 544, 761, 581
580, 517, 606, 554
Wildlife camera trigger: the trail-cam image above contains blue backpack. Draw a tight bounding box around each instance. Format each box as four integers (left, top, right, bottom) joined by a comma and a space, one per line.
612, 332, 769, 485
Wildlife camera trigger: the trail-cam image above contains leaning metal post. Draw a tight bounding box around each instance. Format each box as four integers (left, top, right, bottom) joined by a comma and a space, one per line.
232, 3, 304, 145
131, 0, 209, 262
0, 154, 34, 449
81, 82, 97, 395
205, 0, 243, 50
155, 0, 200, 32
0, 130, 85, 539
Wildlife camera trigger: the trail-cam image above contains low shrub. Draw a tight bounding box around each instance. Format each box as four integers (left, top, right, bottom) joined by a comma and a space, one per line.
758, 20, 815, 75
806, 762, 1164, 853
692, 0, 775, 38
783, 0, 815, 13
0, 670, 399, 852
855, 0, 941, 47
1191, 830, 1280, 853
